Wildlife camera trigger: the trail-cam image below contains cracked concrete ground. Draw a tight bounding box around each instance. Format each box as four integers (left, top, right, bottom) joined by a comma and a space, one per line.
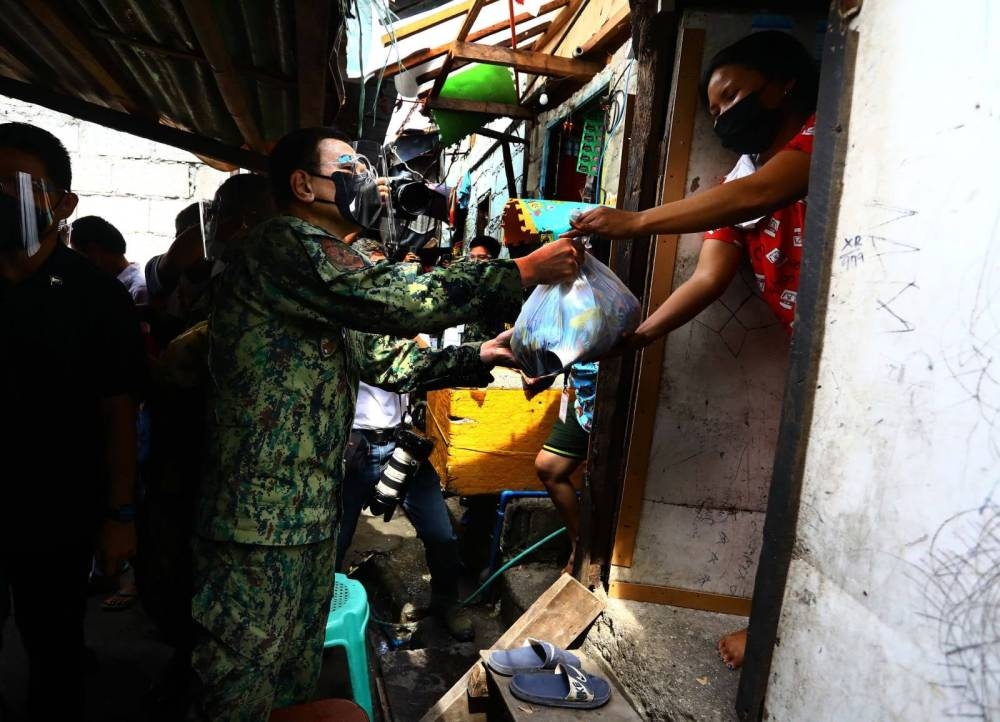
585, 598, 746, 722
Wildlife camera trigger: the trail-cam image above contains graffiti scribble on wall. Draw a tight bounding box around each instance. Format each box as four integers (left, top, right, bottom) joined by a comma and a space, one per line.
920, 502, 1000, 719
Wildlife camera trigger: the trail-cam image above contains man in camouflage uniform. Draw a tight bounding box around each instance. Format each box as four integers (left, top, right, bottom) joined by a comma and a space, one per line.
188, 127, 583, 721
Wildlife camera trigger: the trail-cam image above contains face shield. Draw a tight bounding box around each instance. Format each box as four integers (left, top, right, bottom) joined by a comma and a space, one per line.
0, 172, 63, 257
308, 150, 381, 232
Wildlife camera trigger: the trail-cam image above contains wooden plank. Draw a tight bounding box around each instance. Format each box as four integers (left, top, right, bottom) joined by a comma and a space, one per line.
487, 652, 642, 721
383, 1, 566, 79
425, 96, 533, 120
22, 0, 143, 114
609, 581, 752, 617
429, 0, 490, 100
419, 574, 605, 722
0, 76, 267, 172
575, 6, 631, 58
611, 27, 705, 569
411, 23, 551, 87
180, 0, 267, 152
531, 0, 583, 51
295, 0, 332, 126
574, 3, 677, 586
451, 41, 601, 77
382, 0, 502, 44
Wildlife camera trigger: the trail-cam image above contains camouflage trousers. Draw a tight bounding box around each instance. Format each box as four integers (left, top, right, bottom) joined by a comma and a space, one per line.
186, 537, 336, 722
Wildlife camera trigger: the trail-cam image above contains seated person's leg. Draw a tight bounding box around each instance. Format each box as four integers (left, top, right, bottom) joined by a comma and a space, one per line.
536, 412, 588, 573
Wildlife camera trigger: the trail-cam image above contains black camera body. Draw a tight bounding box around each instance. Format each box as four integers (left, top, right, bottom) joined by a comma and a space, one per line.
389, 173, 435, 218
366, 426, 435, 521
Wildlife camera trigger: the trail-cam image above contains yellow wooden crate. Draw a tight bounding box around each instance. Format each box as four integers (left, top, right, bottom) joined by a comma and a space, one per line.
426, 369, 574, 495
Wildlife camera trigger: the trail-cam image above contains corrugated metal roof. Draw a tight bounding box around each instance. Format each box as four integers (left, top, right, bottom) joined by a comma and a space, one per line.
0, 0, 352, 170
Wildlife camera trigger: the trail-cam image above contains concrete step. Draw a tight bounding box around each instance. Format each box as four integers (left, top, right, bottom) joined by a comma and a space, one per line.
445, 494, 571, 579
497, 497, 570, 568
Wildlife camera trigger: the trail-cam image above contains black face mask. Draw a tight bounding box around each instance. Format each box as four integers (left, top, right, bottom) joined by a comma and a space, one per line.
713, 91, 784, 155
308, 170, 361, 227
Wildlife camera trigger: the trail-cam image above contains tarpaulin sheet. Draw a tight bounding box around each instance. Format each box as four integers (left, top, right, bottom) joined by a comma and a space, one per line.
432, 64, 517, 146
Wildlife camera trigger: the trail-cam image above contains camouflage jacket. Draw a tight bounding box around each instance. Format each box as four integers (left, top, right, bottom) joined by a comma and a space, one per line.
198, 215, 522, 545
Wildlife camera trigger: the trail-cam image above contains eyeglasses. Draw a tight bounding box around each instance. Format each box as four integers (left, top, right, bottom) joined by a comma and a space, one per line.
305, 153, 375, 179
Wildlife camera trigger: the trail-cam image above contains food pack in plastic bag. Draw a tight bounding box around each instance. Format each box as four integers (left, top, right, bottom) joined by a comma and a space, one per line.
511, 255, 641, 377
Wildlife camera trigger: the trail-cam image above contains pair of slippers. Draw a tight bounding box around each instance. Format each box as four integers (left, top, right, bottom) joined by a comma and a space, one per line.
487, 638, 611, 710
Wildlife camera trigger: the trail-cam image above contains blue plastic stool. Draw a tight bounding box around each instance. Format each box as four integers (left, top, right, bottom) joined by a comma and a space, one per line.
323, 573, 373, 722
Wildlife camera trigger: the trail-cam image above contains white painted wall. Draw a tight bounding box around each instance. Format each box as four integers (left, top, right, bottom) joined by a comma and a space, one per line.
0, 96, 229, 269
766, 1, 1000, 719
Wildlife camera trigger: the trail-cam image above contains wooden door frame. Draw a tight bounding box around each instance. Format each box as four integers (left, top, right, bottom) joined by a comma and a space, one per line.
574, 1, 679, 588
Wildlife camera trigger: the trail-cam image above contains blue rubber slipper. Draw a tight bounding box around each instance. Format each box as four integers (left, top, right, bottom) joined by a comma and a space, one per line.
487, 638, 581, 676
510, 663, 612, 709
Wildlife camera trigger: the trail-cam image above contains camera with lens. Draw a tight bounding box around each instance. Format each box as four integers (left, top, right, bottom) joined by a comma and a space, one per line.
366, 425, 435, 521
388, 171, 435, 218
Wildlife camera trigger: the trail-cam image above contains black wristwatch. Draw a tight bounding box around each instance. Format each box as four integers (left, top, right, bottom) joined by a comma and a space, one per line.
106, 504, 137, 523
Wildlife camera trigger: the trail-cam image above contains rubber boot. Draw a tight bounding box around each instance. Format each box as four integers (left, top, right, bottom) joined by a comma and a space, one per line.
425, 540, 475, 641
430, 593, 475, 642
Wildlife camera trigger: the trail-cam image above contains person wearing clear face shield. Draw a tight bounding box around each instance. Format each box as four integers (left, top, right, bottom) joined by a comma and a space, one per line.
562, 31, 819, 670
0, 123, 147, 720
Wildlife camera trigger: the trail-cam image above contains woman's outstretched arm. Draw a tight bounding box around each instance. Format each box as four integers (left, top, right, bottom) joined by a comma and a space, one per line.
565, 148, 811, 240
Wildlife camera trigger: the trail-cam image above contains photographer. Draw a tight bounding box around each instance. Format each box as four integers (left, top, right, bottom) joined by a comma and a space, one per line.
337, 359, 475, 640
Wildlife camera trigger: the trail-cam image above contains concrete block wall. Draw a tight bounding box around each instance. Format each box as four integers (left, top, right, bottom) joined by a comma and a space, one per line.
0, 96, 230, 268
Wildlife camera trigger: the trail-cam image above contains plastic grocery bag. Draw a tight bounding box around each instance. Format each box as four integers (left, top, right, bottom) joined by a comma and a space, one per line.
511, 255, 641, 377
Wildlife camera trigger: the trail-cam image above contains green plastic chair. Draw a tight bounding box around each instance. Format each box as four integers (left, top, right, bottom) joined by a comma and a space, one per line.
323, 573, 372, 721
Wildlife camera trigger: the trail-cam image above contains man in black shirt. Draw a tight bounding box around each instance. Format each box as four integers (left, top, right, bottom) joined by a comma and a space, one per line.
0, 122, 147, 720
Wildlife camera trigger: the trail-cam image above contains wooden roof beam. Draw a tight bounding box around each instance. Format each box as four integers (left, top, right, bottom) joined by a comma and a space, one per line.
425, 96, 532, 120
575, 6, 631, 58
412, 22, 552, 85
383, 0, 567, 79
0, 75, 266, 171
429, 0, 489, 99
295, 0, 332, 127
531, 0, 583, 52
23, 0, 145, 114
180, 0, 267, 152
382, 0, 500, 44
451, 41, 602, 77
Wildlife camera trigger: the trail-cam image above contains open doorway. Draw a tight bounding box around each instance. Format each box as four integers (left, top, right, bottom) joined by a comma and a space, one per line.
541, 94, 608, 204
587, 6, 835, 721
